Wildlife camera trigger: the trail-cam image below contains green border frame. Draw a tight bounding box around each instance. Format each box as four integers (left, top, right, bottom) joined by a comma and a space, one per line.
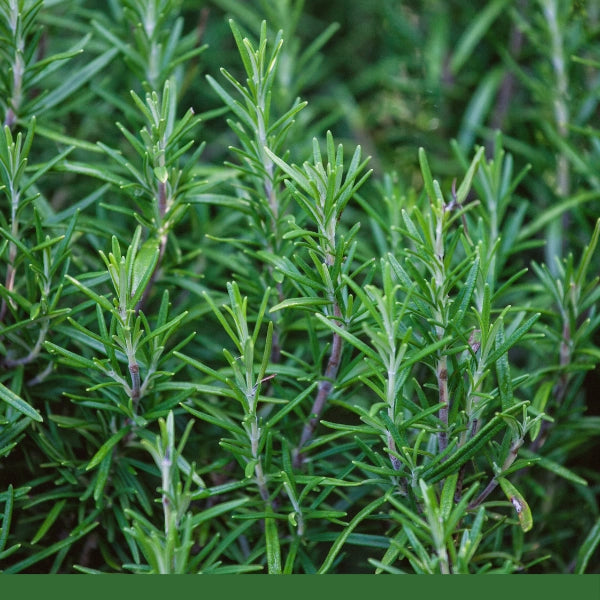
1, 574, 599, 600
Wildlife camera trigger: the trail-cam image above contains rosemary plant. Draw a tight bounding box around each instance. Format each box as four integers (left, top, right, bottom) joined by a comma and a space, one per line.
0, 0, 598, 575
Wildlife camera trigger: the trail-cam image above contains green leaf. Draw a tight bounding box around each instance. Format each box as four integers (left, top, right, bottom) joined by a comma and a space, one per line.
189, 498, 249, 528
575, 518, 600, 574
455, 146, 484, 205
0, 382, 43, 422
265, 514, 282, 575
450, 0, 509, 75
56, 160, 125, 186
0, 543, 21, 562
497, 476, 533, 532
65, 275, 114, 313
318, 492, 390, 574
574, 218, 600, 291
486, 313, 540, 364
418, 147, 438, 205
270, 297, 329, 312
520, 450, 588, 487
440, 473, 458, 520
131, 238, 159, 305
0, 485, 14, 552
3, 522, 99, 573
86, 426, 132, 471
93, 452, 113, 503
29, 47, 119, 114
373, 530, 408, 575
153, 166, 168, 183
314, 313, 379, 362
31, 500, 67, 545
517, 191, 600, 241
44, 341, 97, 369
244, 458, 258, 479
450, 254, 479, 324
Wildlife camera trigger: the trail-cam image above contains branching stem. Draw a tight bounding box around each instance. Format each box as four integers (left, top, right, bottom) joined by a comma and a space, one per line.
433, 204, 450, 453
468, 437, 523, 509
2, 320, 49, 368
437, 356, 449, 452
293, 304, 343, 468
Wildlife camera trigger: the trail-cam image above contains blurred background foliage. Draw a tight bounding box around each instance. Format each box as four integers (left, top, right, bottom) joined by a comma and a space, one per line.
37, 0, 598, 250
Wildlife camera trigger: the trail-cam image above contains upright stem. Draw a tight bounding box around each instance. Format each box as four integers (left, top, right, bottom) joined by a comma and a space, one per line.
161, 445, 172, 536
136, 176, 169, 313
257, 82, 285, 367
386, 360, 402, 472
129, 361, 141, 404
439, 548, 451, 575
262, 165, 285, 366
122, 310, 142, 412
433, 206, 450, 453
293, 303, 343, 468
436, 355, 449, 452
248, 388, 270, 503
0, 182, 21, 324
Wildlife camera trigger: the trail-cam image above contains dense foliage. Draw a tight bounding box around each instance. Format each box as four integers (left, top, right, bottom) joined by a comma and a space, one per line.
1, 0, 599, 574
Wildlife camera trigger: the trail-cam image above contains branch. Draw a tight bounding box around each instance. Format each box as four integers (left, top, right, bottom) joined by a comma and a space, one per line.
293, 305, 343, 468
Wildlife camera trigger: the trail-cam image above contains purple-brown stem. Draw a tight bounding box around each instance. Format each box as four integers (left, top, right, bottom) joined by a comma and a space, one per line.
0, 260, 16, 324
437, 356, 449, 453
386, 431, 403, 472
468, 437, 523, 510
129, 361, 141, 404
4, 43, 24, 129
0, 191, 21, 326
293, 304, 343, 468
263, 169, 285, 370
268, 279, 284, 366
136, 181, 168, 313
